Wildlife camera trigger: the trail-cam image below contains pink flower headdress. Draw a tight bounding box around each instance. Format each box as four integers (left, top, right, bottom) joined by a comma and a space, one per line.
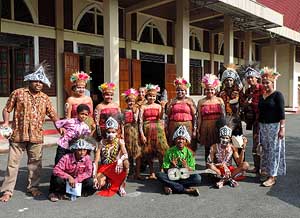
201, 74, 221, 89
260, 67, 280, 82
70, 71, 91, 83
98, 82, 116, 93
121, 88, 139, 99
173, 77, 191, 90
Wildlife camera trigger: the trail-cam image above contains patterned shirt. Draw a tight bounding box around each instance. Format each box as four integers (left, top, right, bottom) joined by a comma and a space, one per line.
162, 146, 195, 170
53, 153, 93, 183
5, 88, 57, 143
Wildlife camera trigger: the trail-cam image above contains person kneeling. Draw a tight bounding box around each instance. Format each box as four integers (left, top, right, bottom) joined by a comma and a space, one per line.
94, 117, 129, 197
206, 125, 249, 188
48, 138, 96, 202
156, 126, 201, 196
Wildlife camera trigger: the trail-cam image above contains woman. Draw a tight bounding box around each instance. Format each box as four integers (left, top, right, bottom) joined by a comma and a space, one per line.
166, 77, 197, 151
94, 82, 121, 139
197, 74, 225, 161
121, 88, 142, 179
65, 71, 95, 132
258, 67, 286, 187
139, 84, 169, 179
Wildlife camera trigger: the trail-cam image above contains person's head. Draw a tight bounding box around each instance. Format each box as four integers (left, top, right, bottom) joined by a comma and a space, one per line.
98, 82, 116, 103
172, 125, 191, 150
245, 67, 260, 86
70, 71, 91, 96
24, 62, 51, 92
105, 117, 119, 141
145, 84, 160, 103
219, 125, 232, 146
260, 67, 280, 93
174, 78, 190, 99
201, 74, 220, 98
122, 88, 138, 109
221, 64, 242, 90
224, 78, 234, 88
76, 104, 90, 122
69, 138, 95, 160
138, 87, 146, 100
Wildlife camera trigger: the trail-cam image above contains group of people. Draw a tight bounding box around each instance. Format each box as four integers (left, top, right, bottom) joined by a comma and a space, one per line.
0, 61, 286, 202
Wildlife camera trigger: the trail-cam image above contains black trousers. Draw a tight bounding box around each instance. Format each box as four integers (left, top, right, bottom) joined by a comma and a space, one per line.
49, 175, 95, 196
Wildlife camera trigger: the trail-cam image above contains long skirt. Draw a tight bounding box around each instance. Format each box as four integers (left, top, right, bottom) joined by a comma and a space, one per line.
259, 123, 286, 177
143, 120, 169, 160
124, 123, 141, 159
168, 120, 196, 151
199, 119, 219, 147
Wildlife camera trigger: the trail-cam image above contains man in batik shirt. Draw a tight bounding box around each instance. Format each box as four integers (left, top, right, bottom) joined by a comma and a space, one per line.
0, 63, 61, 202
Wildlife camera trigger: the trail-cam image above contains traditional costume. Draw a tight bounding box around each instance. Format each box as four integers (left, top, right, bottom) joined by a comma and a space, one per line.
97, 117, 128, 197
259, 67, 286, 178
166, 78, 197, 151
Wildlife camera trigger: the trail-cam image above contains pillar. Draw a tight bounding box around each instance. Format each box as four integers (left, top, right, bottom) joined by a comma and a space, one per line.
224, 15, 234, 64
125, 13, 132, 59
244, 31, 252, 64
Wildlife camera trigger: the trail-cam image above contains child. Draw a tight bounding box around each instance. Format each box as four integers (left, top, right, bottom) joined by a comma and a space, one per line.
122, 88, 142, 179
206, 125, 249, 188
54, 104, 91, 164
48, 138, 96, 202
94, 117, 129, 197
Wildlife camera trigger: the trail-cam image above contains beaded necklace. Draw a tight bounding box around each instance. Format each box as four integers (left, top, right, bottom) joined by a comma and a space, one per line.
102, 138, 119, 164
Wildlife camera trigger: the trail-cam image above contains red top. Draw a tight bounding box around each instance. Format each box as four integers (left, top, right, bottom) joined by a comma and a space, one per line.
169, 102, 192, 122
143, 108, 160, 121
124, 110, 134, 124
201, 104, 222, 120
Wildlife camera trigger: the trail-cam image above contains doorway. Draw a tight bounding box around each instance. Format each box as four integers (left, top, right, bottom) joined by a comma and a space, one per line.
90, 57, 104, 106
141, 61, 165, 91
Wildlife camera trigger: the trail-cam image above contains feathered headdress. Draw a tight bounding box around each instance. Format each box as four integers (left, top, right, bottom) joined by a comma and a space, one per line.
24, 61, 51, 87
260, 67, 280, 82
172, 125, 191, 143
201, 74, 221, 89
173, 77, 191, 90
70, 71, 91, 83
98, 82, 116, 93
237, 62, 260, 81
145, 84, 160, 94
121, 88, 139, 99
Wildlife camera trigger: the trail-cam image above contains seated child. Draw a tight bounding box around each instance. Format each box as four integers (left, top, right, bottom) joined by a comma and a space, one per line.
54, 104, 91, 164
48, 138, 96, 202
206, 125, 249, 188
156, 126, 201, 196
94, 117, 129, 197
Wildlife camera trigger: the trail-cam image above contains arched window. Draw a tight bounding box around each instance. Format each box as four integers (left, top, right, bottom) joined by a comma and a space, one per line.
189, 32, 202, 51
77, 7, 103, 35
140, 22, 165, 45
14, 0, 33, 23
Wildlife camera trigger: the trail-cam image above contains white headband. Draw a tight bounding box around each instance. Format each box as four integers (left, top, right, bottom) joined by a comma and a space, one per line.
105, 117, 119, 130
172, 125, 191, 143
219, 125, 232, 137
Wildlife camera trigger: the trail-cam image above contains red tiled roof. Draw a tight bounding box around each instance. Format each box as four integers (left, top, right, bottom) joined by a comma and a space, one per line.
257, 0, 300, 31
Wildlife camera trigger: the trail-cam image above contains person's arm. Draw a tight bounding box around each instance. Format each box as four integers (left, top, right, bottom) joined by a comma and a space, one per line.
53, 155, 72, 180
183, 150, 195, 171
187, 98, 197, 138
75, 157, 93, 183
115, 139, 128, 174
138, 106, 146, 144
94, 141, 102, 173
233, 137, 247, 166
277, 92, 285, 139
65, 97, 72, 119
206, 144, 222, 175
196, 100, 202, 141
94, 104, 102, 137
2, 90, 18, 126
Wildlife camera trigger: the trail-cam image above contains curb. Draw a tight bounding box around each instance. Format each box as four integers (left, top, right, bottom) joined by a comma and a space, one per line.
0, 143, 57, 154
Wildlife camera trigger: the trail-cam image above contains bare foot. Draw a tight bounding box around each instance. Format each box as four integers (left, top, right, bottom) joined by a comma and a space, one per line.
0, 193, 12, 202
119, 187, 126, 197
163, 187, 172, 195
216, 179, 225, 189
146, 173, 157, 180
28, 189, 43, 197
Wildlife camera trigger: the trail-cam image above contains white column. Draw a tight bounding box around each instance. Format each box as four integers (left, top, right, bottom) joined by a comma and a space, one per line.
104, 0, 120, 103
73, 41, 78, 53
210, 32, 215, 74
125, 13, 132, 59
34, 36, 39, 65
244, 31, 252, 64
289, 44, 297, 108
223, 15, 234, 64
55, 0, 64, 117
175, 0, 190, 93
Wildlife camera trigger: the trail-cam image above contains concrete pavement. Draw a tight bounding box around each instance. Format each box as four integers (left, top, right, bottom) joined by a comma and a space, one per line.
0, 114, 299, 218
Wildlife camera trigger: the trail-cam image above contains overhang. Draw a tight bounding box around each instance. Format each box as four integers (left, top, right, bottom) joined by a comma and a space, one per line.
268, 26, 300, 44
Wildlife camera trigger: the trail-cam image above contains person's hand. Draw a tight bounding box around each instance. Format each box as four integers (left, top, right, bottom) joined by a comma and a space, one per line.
242, 136, 248, 150
115, 159, 123, 174
181, 159, 188, 168
171, 158, 178, 168
141, 134, 147, 144
1, 122, 9, 128
160, 100, 167, 108
68, 176, 76, 188
278, 128, 285, 139
59, 127, 66, 136
93, 177, 100, 190
192, 130, 197, 139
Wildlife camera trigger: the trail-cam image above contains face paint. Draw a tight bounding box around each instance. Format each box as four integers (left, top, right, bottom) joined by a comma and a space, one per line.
220, 136, 230, 145
106, 132, 117, 140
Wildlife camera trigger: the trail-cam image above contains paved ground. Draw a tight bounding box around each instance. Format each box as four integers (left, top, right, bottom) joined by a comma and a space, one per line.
0, 114, 299, 218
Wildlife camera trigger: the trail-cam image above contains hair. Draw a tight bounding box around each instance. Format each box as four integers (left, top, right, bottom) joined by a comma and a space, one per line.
76, 104, 90, 114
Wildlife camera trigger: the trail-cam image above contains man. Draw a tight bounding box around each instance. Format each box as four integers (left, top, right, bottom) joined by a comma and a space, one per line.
241, 67, 264, 174
156, 125, 201, 196
0, 63, 61, 202
218, 64, 244, 136
207, 125, 249, 188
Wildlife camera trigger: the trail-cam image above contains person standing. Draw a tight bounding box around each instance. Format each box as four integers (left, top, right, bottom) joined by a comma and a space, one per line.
197, 74, 225, 161
0, 64, 61, 202
258, 67, 286, 187
241, 67, 264, 174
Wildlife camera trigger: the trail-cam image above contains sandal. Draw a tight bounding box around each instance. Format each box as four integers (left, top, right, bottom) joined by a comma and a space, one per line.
164, 187, 172, 195
228, 178, 239, 188
0, 192, 12, 202
262, 178, 276, 187
28, 189, 43, 197
119, 187, 126, 197
48, 193, 59, 202
216, 179, 225, 189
